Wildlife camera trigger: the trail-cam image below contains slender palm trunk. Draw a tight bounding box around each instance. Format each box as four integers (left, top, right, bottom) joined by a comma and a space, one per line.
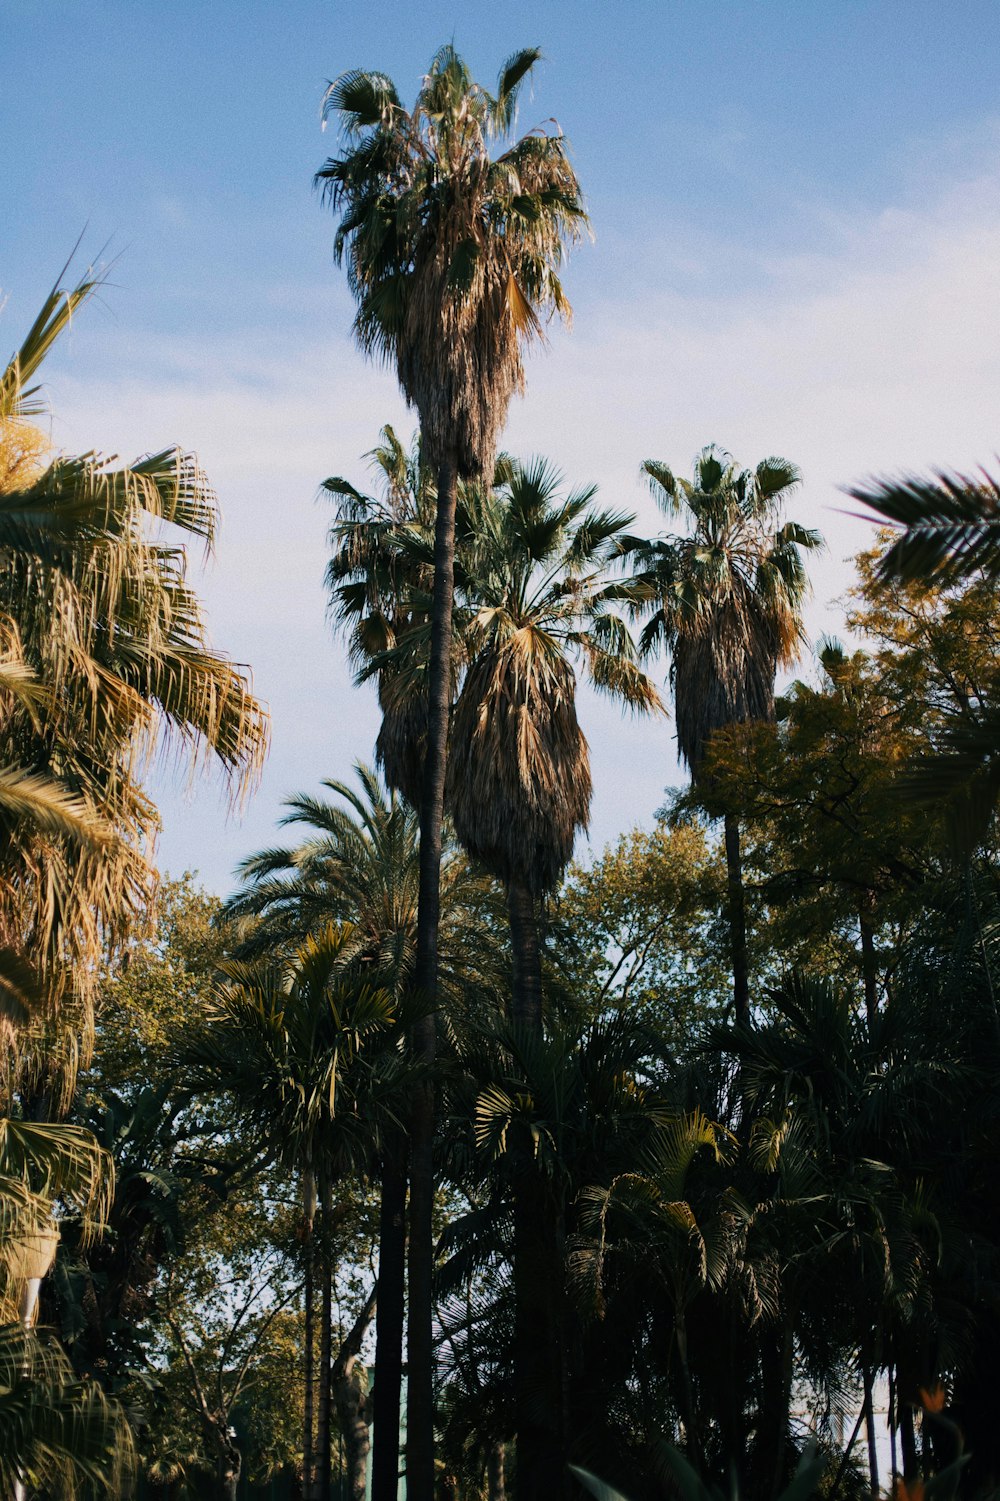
899, 1398, 919, 1481
768, 1315, 795, 1499
506, 878, 542, 1031
407, 453, 459, 1501
303, 1169, 317, 1501
506, 880, 566, 1501
332, 1286, 378, 1501
372, 1142, 407, 1501
859, 900, 879, 1031
862, 1365, 880, 1499
487, 1442, 506, 1501
318, 1183, 334, 1501
724, 812, 750, 1026
675, 1311, 704, 1475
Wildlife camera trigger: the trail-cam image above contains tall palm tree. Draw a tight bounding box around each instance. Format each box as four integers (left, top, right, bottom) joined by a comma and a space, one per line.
317, 50, 587, 1493
441, 460, 660, 1501
630, 446, 820, 1025
448, 458, 662, 1030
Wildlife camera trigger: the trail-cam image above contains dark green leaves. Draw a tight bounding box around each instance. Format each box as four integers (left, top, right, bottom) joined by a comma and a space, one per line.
321, 70, 401, 134
491, 47, 543, 134
849, 468, 1000, 584
447, 237, 481, 295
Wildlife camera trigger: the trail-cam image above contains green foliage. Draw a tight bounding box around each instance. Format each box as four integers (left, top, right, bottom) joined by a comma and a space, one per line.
697, 644, 934, 991
546, 819, 730, 1043
0, 1323, 133, 1498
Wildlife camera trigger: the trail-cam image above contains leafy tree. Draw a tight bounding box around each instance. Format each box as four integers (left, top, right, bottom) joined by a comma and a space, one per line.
700, 643, 933, 1025
49, 880, 253, 1390
845, 538, 1000, 846
849, 468, 1000, 831
317, 49, 587, 1493
547, 819, 729, 1045
628, 445, 820, 1023
142, 1180, 303, 1501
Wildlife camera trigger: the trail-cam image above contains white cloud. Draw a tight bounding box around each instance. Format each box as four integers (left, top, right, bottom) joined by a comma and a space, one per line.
46, 130, 1000, 889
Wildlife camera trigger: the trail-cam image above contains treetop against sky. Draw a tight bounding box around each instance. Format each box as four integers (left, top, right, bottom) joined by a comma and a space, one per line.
5, 0, 1000, 891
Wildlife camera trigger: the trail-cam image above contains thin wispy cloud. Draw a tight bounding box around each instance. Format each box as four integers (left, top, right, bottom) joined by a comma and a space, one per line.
45, 130, 1000, 889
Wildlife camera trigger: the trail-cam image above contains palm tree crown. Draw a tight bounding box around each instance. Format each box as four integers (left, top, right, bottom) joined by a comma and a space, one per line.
224, 763, 503, 1010
323, 429, 438, 806
316, 45, 587, 478
0, 260, 269, 1038
631, 445, 821, 776
447, 458, 662, 895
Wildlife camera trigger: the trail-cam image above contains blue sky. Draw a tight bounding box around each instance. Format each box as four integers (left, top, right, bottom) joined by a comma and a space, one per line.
6, 1, 1000, 891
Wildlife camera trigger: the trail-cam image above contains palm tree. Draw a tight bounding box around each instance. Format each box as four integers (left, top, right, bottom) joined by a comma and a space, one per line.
437, 1010, 679, 1495
317, 51, 587, 1493
323, 429, 438, 808
447, 458, 662, 1029
0, 1113, 132, 1498
440, 460, 660, 1500
0, 258, 268, 1045
182, 923, 406, 1501
224, 766, 504, 1501
630, 446, 820, 1024
0, 257, 269, 1496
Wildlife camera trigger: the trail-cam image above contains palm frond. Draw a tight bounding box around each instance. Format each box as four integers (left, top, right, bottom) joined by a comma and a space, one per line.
848, 468, 1000, 583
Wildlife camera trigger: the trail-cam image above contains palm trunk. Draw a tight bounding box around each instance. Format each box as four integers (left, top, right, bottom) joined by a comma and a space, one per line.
372, 1141, 407, 1501
675, 1311, 704, 1475
860, 901, 879, 1030
724, 812, 750, 1026
318, 1182, 334, 1501
507, 878, 542, 1030
303, 1169, 317, 1501
332, 1286, 378, 1501
487, 1442, 506, 1501
899, 1399, 918, 1481
768, 1315, 795, 1499
407, 453, 459, 1501
506, 879, 566, 1501
862, 1365, 880, 1499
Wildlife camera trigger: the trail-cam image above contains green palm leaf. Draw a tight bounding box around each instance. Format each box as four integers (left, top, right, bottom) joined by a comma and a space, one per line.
848, 468, 1000, 583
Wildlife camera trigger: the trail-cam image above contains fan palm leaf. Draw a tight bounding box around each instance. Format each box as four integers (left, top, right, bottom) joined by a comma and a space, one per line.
849, 468, 1000, 585
0, 260, 269, 1044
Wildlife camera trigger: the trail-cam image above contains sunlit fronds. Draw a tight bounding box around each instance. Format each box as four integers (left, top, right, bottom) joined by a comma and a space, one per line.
0, 262, 270, 1044
0, 1323, 133, 1497
317, 45, 587, 476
